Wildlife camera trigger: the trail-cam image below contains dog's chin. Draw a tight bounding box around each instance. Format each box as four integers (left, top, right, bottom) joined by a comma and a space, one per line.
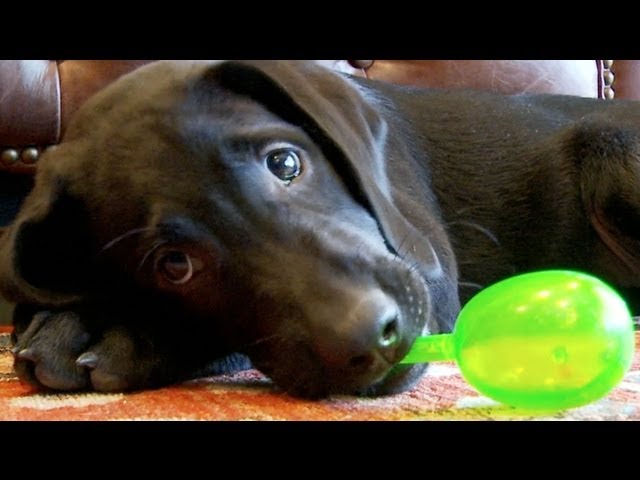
356, 363, 429, 397
255, 359, 429, 399
246, 262, 436, 399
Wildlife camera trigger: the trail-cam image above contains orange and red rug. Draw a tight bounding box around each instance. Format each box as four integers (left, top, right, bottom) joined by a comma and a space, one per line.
1, 327, 639, 421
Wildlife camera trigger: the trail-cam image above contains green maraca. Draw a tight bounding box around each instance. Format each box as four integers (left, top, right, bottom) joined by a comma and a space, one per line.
400, 270, 635, 411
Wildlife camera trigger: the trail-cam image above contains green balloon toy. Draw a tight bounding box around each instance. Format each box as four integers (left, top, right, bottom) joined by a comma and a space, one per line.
400, 270, 635, 411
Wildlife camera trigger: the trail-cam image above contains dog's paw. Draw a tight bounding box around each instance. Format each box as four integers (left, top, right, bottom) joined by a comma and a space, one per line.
12, 311, 157, 392
13, 311, 92, 390
74, 326, 158, 392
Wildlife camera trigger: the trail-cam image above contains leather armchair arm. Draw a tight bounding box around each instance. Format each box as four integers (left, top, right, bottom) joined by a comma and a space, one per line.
0, 59, 620, 175
0, 60, 152, 174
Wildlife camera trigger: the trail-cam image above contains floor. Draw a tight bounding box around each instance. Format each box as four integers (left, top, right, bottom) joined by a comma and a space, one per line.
0, 328, 638, 420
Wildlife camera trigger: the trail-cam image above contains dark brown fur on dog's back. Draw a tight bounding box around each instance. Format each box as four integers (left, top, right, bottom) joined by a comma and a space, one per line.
0, 60, 639, 397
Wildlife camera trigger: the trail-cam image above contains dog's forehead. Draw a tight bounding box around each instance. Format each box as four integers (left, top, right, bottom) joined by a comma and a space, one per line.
63, 61, 226, 137
64, 61, 291, 148
47, 62, 284, 179
174, 89, 294, 147
38, 61, 306, 225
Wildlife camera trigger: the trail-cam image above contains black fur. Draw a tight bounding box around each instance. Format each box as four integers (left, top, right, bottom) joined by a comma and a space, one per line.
0, 60, 638, 398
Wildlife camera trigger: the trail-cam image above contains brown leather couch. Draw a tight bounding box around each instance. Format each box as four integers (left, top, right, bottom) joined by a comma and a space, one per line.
0, 60, 625, 177
0, 59, 629, 323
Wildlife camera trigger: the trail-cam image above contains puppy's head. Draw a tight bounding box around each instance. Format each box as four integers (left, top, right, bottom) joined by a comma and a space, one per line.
0, 60, 459, 398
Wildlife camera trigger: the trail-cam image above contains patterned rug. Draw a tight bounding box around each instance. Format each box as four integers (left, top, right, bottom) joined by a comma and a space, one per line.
1, 327, 639, 421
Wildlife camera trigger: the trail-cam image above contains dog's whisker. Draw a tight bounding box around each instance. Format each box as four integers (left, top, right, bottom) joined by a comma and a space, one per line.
458, 281, 483, 290
244, 333, 284, 349
101, 227, 153, 253
457, 260, 482, 266
137, 240, 169, 271
448, 220, 500, 247
394, 231, 412, 261
452, 206, 479, 218
407, 260, 422, 276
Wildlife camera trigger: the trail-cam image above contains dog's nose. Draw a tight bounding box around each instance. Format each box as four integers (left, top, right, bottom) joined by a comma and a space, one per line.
312, 290, 403, 371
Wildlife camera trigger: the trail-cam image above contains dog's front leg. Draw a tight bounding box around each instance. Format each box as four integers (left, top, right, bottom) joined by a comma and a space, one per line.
10, 303, 249, 392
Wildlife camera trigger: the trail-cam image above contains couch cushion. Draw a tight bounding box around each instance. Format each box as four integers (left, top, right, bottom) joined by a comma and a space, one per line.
360, 60, 599, 98
0, 60, 605, 175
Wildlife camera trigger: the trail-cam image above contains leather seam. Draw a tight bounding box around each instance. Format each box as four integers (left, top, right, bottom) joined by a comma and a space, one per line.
53, 61, 61, 143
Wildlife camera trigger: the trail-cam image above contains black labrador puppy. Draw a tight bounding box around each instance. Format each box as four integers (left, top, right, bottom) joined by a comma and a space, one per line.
0, 60, 638, 398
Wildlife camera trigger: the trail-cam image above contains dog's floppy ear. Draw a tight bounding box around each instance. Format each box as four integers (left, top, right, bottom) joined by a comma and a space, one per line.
205, 61, 455, 283
0, 170, 93, 306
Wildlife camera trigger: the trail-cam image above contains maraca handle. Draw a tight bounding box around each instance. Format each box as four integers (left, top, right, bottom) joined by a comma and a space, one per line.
399, 333, 456, 364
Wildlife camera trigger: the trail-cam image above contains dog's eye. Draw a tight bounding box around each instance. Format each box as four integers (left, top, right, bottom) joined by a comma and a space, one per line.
155, 251, 194, 285
265, 149, 302, 183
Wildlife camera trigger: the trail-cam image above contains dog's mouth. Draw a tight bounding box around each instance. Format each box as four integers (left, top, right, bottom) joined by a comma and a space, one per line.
243, 262, 435, 399
251, 344, 429, 399
360, 362, 430, 396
